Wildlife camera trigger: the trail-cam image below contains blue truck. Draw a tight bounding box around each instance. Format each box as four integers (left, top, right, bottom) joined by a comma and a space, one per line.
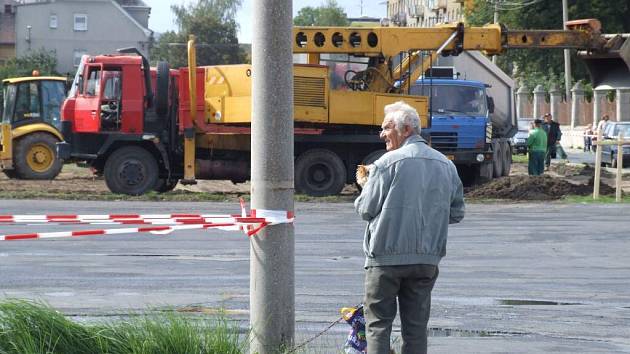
412, 68, 515, 185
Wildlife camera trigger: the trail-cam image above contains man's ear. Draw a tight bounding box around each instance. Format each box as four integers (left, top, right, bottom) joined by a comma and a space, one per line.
404, 125, 414, 137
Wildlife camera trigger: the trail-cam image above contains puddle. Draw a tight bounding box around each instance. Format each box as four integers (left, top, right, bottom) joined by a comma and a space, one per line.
393, 327, 525, 337
497, 299, 583, 306
106, 254, 178, 257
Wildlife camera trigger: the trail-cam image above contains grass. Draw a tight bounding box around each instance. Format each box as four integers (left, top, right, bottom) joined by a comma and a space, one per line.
511, 153, 529, 164
0, 190, 248, 202
0, 189, 358, 203
0, 299, 246, 354
563, 195, 630, 204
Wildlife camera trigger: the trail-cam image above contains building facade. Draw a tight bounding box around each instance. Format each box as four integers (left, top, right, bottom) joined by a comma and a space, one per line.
15, 0, 152, 74
0, 1, 17, 65
387, 0, 470, 27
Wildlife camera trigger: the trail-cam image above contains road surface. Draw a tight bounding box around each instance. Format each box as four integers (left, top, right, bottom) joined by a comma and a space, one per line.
1, 200, 629, 353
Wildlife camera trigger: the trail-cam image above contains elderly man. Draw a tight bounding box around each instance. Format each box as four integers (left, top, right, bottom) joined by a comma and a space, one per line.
354, 101, 465, 354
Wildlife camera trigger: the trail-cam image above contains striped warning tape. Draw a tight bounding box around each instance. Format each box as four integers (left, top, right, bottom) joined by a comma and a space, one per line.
0, 223, 234, 241
0, 202, 294, 241
0, 215, 266, 225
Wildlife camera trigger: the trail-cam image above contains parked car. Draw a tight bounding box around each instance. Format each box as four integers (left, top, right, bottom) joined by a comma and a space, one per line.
601, 122, 630, 167
512, 118, 533, 155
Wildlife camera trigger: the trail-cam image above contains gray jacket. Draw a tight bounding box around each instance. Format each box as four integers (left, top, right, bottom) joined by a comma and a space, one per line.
354, 135, 465, 268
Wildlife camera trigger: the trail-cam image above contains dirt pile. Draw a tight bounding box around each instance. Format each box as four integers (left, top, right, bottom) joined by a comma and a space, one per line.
466, 175, 618, 201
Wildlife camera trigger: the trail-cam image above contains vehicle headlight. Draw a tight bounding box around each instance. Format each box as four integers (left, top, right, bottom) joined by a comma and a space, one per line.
476, 154, 485, 162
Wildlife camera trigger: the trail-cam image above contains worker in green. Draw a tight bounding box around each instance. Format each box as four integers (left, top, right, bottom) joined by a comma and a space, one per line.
527, 119, 548, 175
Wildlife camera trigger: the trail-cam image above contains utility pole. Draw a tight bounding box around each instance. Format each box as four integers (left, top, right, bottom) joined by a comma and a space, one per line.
492, 0, 499, 64
250, 0, 295, 353
562, 0, 572, 102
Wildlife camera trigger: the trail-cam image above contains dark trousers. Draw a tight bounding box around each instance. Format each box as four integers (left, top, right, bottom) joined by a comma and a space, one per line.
545, 144, 557, 167
584, 137, 592, 152
528, 151, 545, 175
364, 264, 438, 354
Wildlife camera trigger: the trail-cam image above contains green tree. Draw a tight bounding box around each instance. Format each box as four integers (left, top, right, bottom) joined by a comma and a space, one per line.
150, 0, 246, 68
294, 0, 350, 26
0, 49, 59, 81
466, 0, 630, 92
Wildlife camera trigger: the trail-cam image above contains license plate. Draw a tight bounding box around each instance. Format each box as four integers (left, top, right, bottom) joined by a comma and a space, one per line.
446, 155, 454, 160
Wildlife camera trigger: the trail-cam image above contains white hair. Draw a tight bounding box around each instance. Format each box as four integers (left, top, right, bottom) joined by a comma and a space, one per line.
384, 101, 421, 135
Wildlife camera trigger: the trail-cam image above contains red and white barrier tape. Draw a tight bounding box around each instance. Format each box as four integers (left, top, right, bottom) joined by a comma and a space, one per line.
0, 201, 294, 241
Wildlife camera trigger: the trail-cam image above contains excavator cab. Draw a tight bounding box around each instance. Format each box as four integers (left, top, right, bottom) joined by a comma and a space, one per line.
0, 76, 67, 179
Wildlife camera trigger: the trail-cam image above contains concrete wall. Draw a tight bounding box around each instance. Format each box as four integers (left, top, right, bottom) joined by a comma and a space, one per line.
15, 0, 151, 74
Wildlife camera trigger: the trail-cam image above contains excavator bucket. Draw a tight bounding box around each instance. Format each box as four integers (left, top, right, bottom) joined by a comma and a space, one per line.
579, 35, 630, 88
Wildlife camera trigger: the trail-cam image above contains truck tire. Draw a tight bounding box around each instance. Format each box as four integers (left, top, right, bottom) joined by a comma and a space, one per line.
355, 149, 386, 191
155, 61, 170, 117
501, 141, 511, 176
104, 146, 158, 196
295, 148, 346, 196
13, 133, 63, 180
492, 141, 503, 178
154, 178, 178, 193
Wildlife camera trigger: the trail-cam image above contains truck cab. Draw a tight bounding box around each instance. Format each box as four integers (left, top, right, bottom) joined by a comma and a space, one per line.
412, 67, 511, 184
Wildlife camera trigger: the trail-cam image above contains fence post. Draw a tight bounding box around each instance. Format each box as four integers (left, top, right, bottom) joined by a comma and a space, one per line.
616, 132, 624, 202
571, 82, 586, 148
516, 84, 529, 119
593, 89, 606, 129
594, 128, 603, 200
532, 84, 546, 119
549, 84, 562, 124
616, 88, 630, 122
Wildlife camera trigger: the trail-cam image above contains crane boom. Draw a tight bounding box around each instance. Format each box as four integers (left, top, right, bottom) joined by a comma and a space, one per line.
293, 19, 629, 92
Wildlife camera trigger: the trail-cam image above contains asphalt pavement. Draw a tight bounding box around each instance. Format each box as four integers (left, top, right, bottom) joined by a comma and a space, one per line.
1, 200, 629, 353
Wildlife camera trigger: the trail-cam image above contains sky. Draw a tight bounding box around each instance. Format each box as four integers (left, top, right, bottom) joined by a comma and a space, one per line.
142, 0, 387, 44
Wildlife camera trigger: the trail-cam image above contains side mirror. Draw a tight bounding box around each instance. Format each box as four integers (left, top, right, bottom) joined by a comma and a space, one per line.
487, 96, 495, 114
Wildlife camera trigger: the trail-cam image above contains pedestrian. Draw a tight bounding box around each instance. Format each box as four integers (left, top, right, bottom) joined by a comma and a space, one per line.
354, 100, 465, 354
583, 126, 593, 152
597, 114, 610, 134
528, 118, 547, 175
542, 113, 563, 169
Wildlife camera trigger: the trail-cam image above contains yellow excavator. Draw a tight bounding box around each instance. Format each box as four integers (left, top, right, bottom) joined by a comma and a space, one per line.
0, 73, 67, 179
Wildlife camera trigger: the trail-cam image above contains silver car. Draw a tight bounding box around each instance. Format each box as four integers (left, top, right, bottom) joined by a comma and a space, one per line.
512, 118, 533, 155
601, 122, 630, 168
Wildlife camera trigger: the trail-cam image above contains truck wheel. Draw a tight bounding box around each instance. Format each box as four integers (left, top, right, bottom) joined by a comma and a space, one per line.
492, 141, 503, 178
295, 149, 346, 196
355, 149, 386, 191
501, 141, 511, 176
154, 178, 178, 193
13, 133, 63, 180
104, 146, 158, 196
155, 61, 170, 117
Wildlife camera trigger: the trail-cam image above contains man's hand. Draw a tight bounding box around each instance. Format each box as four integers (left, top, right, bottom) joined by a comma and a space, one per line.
356, 164, 373, 187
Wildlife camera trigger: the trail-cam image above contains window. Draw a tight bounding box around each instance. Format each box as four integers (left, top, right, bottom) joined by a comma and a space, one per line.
14, 83, 41, 121
41, 81, 67, 130
85, 68, 101, 97
2, 84, 16, 123
73, 49, 86, 67
49, 15, 58, 29
73, 14, 87, 31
